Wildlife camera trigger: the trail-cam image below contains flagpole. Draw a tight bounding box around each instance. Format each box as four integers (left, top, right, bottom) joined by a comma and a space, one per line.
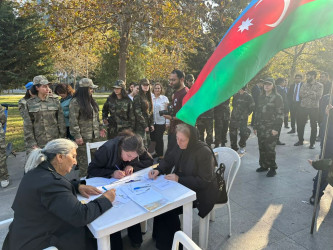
310, 82, 333, 234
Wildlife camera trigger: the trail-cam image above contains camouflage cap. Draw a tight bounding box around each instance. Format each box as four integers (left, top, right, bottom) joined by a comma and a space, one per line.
39, 79, 50, 85
263, 77, 275, 85
33, 75, 47, 85
113, 80, 126, 89
79, 78, 98, 88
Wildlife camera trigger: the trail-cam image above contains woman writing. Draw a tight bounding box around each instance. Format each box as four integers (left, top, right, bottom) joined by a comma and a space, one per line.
88, 131, 153, 249
253, 78, 284, 177
133, 78, 154, 147
69, 78, 106, 177
102, 80, 135, 139
149, 123, 220, 250
23, 76, 66, 153
151, 83, 169, 159
3, 139, 115, 250
55, 83, 75, 139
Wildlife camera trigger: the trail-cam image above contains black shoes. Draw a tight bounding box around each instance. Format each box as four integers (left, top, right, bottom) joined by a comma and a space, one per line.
287, 129, 296, 134
309, 144, 315, 149
309, 195, 321, 205
285, 126, 290, 128
294, 141, 303, 146
256, 167, 268, 172
277, 141, 286, 145
266, 169, 276, 177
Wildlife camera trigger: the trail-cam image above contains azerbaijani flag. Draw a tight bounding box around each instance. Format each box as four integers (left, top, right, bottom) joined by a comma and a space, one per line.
177, 0, 333, 125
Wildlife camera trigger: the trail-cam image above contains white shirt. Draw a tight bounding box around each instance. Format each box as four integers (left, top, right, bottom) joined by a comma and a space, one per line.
152, 94, 170, 125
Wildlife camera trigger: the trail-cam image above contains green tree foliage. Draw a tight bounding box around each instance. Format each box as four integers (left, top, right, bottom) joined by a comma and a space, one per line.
0, 0, 53, 90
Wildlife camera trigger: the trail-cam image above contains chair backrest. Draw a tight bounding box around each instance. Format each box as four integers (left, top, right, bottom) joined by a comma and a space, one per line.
172, 231, 201, 250
213, 147, 241, 195
86, 140, 107, 165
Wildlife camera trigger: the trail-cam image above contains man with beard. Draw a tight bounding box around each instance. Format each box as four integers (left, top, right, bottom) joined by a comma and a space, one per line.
163, 69, 188, 151
294, 71, 323, 149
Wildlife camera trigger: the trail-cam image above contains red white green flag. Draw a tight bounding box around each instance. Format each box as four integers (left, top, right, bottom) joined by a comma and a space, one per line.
177, 0, 333, 125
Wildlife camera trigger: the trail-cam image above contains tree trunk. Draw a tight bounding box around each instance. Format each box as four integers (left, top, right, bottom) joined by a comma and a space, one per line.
289, 43, 307, 82
118, 15, 131, 83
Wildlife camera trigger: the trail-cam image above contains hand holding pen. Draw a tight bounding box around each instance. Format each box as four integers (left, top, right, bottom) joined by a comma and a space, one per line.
113, 164, 125, 179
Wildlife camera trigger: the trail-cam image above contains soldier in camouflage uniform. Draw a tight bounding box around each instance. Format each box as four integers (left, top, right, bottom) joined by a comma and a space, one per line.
18, 82, 34, 119
229, 87, 254, 153
69, 78, 106, 177
196, 109, 214, 146
133, 79, 154, 148
253, 78, 284, 177
102, 80, 135, 139
214, 99, 230, 147
0, 105, 9, 188
23, 76, 66, 154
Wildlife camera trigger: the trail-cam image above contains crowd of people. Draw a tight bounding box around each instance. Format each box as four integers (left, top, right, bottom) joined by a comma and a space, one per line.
0, 68, 332, 249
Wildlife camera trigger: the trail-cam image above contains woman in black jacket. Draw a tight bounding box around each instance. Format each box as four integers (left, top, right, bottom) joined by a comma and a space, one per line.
3, 139, 115, 250
87, 130, 153, 249
149, 123, 219, 250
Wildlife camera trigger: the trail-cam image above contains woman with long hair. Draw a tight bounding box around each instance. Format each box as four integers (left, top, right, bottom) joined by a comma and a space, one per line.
3, 139, 115, 250
23, 76, 66, 153
133, 78, 154, 147
102, 80, 135, 139
253, 78, 284, 177
151, 82, 169, 159
55, 83, 75, 139
18, 82, 35, 118
69, 78, 106, 177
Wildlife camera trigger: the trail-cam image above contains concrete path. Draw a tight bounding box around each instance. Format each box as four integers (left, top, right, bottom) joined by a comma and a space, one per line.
1, 125, 332, 249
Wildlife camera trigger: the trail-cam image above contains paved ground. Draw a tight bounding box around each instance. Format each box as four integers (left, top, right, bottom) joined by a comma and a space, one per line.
1, 124, 333, 249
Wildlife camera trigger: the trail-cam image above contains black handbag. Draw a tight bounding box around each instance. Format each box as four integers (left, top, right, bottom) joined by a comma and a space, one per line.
216, 162, 228, 204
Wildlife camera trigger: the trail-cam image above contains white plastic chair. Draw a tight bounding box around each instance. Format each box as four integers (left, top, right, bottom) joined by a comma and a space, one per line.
198, 147, 241, 249
86, 140, 107, 165
172, 231, 201, 250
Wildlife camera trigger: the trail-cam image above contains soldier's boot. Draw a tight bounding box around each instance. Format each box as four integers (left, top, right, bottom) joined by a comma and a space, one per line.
256, 167, 268, 172
266, 168, 277, 177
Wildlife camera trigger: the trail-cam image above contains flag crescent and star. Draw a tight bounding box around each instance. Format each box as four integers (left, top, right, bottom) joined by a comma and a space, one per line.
177, 0, 333, 126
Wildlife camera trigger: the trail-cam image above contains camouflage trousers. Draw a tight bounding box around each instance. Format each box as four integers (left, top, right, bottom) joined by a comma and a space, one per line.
0, 139, 8, 181
197, 118, 213, 146
257, 127, 278, 170
136, 130, 150, 149
214, 110, 230, 145
229, 119, 251, 151
77, 138, 99, 178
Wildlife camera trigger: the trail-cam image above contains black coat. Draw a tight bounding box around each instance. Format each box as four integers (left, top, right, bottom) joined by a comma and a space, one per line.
87, 137, 153, 178
3, 161, 112, 250
157, 126, 219, 218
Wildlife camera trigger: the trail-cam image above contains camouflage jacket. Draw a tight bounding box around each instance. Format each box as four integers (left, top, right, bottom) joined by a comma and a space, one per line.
0, 105, 7, 142
231, 92, 254, 121
69, 98, 102, 140
23, 96, 66, 148
102, 96, 135, 132
133, 95, 153, 131
299, 81, 323, 108
18, 98, 28, 118
253, 92, 284, 131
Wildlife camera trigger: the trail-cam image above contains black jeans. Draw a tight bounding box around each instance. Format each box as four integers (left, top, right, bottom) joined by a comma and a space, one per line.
150, 124, 166, 157
297, 107, 319, 145
290, 102, 300, 130
110, 224, 142, 250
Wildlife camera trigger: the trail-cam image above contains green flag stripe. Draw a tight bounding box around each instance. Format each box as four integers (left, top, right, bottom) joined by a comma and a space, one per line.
177, 0, 333, 126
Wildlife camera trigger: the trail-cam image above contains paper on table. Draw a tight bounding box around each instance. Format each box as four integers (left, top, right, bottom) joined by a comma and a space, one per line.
151, 176, 177, 190
85, 177, 117, 187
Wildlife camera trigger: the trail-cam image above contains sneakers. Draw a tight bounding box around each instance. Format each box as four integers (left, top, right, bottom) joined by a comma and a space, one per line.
1, 179, 9, 188
309, 144, 315, 149
287, 129, 296, 134
294, 141, 303, 146
256, 167, 268, 172
266, 169, 276, 177
276, 141, 286, 145
238, 148, 245, 154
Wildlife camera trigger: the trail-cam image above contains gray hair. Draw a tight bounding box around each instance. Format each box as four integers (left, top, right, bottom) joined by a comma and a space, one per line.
25, 139, 78, 173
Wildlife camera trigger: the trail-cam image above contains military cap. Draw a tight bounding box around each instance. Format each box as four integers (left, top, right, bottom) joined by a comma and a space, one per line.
39, 79, 50, 85
79, 78, 98, 88
113, 80, 126, 89
33, 75, 47, 85
263, 77, 275, 85
25, 82, 33, 90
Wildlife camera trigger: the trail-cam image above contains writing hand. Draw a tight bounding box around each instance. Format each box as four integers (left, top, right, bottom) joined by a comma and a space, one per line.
124, 165, 134, 176
103, 189, 116, 203
165, 173, 179, 182
149, 170, 159, 180
113, 170, 126, 179
78, 185, 102, 198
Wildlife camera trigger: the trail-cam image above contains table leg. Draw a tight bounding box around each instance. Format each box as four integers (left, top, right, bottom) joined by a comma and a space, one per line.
182, 202, 193, 239
97, 236, 110, 250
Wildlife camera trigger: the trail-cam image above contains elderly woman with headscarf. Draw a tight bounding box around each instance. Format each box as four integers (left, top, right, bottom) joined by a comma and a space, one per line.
149, 123, 220, 250
3, 139, 115, 250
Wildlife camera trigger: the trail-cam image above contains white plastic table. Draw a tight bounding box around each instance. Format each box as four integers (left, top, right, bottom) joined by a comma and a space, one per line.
80, 167, 196, 250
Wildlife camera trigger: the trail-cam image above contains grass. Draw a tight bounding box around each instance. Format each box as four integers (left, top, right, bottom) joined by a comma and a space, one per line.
1, 94, 110, 152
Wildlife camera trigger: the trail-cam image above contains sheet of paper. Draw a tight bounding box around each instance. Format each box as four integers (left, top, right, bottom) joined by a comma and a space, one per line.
85, 177, 116, 187
151, 177, 177, 190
